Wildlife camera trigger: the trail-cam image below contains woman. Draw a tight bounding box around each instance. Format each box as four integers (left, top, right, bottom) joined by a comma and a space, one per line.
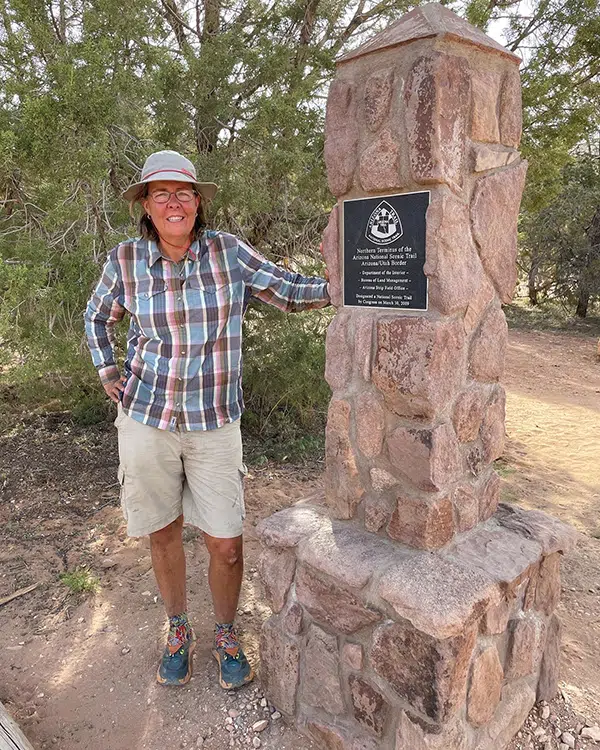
85, 150, 330, 688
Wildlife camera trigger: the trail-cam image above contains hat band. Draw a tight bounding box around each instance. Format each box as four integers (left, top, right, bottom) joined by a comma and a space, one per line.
142, 167, 196, 181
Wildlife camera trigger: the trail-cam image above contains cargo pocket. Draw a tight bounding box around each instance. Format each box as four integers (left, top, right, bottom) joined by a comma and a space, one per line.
117, 466, 128, 522
237, 463, 248, 521
114, 402, 126, 429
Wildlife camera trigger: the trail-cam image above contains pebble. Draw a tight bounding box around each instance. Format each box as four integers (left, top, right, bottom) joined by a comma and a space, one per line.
561, 732, 576, 749
541, 706, 551, 720
121, 647, 130, 655
196, 739, 204, 747
556, 728, 563, 738
260, 698, 267, 708
271, 712, 281, 721
225, 724, 234, 733
228, 709, 239, 718
559, 745, 570, 750
252, 739, 261, 749
225, 717, 233, 725
582, 726, 600, 741
252, 720, 269, 733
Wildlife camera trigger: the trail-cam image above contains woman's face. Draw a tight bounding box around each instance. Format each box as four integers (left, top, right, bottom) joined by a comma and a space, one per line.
142, 180, 200, 246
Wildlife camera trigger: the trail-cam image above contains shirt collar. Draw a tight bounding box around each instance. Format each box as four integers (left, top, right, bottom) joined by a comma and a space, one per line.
147, 238, 201, 266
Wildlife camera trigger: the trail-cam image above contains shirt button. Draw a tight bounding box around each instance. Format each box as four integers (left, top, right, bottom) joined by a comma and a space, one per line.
177, 377, 183, 382
181, 350, 186, 355
179, 323, 184, 328
176, 403, 181, 408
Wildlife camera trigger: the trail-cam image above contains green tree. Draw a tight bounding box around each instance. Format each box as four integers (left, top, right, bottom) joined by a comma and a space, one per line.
464, 0, 600, 307
521, 152, 600, 316
1, 0, 599, 439
0, 0, 412, 448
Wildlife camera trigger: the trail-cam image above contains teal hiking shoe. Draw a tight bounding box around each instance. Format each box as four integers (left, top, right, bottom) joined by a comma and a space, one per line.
157, 615, 195, 686
213, 624, 254, 690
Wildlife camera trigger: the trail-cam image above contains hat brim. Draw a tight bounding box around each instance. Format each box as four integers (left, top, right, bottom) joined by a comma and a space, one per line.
123, 172, 218, 203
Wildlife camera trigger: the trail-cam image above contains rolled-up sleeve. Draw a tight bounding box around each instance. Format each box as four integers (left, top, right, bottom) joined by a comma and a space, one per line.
84, 253, 126, 385
237, 239, 330, 312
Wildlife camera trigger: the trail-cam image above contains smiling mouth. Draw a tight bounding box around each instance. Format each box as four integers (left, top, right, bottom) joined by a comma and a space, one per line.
167, 216, 185, 222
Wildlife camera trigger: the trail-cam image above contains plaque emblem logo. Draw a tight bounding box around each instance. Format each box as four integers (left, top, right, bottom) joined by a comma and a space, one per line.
365, 200, 403, 245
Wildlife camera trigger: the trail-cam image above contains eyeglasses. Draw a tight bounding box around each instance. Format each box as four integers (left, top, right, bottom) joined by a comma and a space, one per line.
149, 189, 197, 204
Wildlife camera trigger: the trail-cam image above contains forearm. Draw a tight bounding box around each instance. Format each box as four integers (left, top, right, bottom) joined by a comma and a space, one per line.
85, 318, 120, 384
237, 237, 330, 312
258, 274, 330, 312
84, 251, 125, 384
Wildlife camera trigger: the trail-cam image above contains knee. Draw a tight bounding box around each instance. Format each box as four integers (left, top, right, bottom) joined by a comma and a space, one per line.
150, 515, 183, 546
209, 538, 243, 568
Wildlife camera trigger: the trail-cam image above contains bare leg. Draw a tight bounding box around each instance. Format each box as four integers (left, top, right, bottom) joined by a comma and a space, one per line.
203, 534, 243, 623
149, 515, 187, 617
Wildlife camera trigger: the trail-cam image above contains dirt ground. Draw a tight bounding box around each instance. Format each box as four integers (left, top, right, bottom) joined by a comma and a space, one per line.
502, 330, 600, 724
1, 327, 599, 749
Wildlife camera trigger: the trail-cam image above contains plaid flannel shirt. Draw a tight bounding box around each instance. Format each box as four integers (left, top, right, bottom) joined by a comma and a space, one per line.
84, 230, 330, 431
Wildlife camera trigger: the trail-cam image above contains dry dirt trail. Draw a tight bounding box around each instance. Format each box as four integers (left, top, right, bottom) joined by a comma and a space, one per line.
502, 329, 600, 724
0, 326, 599, 749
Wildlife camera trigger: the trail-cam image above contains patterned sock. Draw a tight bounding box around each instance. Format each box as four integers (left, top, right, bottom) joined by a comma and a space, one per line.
215, 622, 239, 655
167, 612, 191, 655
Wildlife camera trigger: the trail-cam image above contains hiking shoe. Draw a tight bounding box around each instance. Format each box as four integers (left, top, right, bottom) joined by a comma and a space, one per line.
157, 624, 195, 686
212, 644, 254, 689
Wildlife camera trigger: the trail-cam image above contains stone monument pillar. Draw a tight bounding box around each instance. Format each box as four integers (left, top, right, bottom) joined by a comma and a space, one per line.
256, 5, 576, 749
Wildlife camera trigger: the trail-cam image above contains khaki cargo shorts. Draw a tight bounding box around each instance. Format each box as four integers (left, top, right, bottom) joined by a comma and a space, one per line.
115, 406, 247, 538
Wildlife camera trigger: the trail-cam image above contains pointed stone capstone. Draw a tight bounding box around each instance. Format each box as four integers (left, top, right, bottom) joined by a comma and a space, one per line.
338, 3, 521, 65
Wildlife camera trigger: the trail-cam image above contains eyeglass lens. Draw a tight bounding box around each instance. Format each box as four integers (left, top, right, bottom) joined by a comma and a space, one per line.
150, 190, 196, 203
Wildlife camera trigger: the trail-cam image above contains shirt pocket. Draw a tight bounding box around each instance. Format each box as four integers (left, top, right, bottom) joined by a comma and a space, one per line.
185, 275, 232, 329
132, 280, 169, 336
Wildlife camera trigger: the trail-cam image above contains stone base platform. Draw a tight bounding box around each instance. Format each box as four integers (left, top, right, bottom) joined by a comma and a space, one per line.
256, 500, 576, 750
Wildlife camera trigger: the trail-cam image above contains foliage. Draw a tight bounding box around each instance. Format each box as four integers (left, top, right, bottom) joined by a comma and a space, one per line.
0, 0, 599, 446
464, 0, 600, 314
520, 153, 600, 316
0, 0, 414, 447
464, 0, 600, 209
241, 301, 332, 461
59, 567, 100, 594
